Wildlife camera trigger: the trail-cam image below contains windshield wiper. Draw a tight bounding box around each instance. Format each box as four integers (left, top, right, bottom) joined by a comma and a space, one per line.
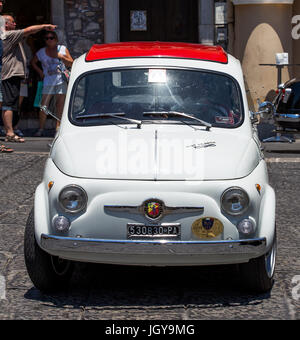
76, 112, 142, 129
143, 111, 212, 131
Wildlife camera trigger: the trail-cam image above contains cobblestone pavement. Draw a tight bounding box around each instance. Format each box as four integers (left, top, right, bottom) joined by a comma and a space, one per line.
0, 150, 299, 320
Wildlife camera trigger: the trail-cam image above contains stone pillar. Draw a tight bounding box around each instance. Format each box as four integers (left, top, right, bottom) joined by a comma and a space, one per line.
199, 0, 214, 45
51, 0, 67, 44
104, 0, 120, 43
62, 0, 105, 58
232, 0, 294, 109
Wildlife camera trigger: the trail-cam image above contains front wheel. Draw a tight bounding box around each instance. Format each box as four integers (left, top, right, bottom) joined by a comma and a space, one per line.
240, 231, 277, 293
24, 209, 74, 293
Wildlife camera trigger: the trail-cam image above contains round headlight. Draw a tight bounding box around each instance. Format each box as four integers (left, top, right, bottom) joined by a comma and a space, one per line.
58, 185, 87, 214
221, 187, 249, 216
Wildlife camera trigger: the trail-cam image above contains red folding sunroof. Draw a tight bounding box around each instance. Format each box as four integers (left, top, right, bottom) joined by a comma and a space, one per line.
85, 42, 228, 64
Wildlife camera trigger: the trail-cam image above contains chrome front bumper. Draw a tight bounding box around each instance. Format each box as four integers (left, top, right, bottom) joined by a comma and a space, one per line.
41, 234, 267, 257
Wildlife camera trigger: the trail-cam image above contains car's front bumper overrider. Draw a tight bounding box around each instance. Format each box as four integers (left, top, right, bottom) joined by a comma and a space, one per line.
41, 234, 267, 259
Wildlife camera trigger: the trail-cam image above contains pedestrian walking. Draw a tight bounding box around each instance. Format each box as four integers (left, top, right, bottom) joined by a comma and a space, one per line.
31, 31, 73, 136
1, 14, 56, 143
0, 1, 13, 153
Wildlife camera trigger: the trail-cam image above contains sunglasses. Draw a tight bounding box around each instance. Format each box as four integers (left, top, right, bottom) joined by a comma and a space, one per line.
45, 36, 55, 41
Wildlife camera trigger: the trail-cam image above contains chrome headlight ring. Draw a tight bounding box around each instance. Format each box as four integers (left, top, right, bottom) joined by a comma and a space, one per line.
58, 185, 88, 214
221, 187, 250, 216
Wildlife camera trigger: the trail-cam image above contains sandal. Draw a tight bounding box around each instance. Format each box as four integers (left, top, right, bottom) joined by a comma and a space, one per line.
14, 129, 24, 137
0, 144, 14, 153
5, 134, 25, 143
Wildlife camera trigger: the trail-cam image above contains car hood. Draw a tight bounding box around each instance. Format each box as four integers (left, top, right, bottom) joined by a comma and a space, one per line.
51, 126, 260, 181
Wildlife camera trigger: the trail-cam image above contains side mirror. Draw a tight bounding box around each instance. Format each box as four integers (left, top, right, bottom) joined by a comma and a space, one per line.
40, 105, 61, 122
250, 111, 259, 124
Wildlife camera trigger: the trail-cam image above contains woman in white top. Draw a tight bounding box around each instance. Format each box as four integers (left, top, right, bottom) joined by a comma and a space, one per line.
31, 31, 73, 136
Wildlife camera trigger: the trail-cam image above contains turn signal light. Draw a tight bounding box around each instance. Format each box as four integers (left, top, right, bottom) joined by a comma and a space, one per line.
256, 184, 262, 193
48, 181, 54, 191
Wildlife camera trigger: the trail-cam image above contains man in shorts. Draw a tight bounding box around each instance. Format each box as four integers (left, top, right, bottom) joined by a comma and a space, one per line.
1, 14, 56, 143
0, 0, 13, 152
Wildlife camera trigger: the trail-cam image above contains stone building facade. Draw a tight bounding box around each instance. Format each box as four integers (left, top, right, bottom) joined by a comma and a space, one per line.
4, 0, 300, 125
63, 0, 104, 58
50, 0, 300, 110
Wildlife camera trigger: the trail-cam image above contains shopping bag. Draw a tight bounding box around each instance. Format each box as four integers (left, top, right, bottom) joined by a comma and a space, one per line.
33, 81, 43, 108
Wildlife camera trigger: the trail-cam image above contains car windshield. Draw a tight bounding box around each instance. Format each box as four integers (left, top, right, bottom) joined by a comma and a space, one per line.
70, 68, 243, 128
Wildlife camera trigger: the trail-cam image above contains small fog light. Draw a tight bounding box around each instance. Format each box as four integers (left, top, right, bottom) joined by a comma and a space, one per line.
53, 216, 70, 232
237, 219, 254, 235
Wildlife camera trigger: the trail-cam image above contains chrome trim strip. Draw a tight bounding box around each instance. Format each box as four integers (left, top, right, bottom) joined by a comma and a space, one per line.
105, 205, 142, 214
104, 204, 204, 216
278, 113, 300, 118
276, 114, 300, 122
154, 129, 158, 181
41, 234, 266, 256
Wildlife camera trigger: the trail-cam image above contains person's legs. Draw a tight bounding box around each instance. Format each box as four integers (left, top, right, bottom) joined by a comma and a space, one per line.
35, 93, 52, 136
2, 77, 24, 142
14, 89, 26, 137
0, 41, 13, 151
0, 78, 3, 134
2, 109, 13, 135
55, 93, 66, 130
2, 109, 25, 142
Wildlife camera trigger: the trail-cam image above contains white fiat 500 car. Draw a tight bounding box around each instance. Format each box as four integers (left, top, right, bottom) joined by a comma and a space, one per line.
24, 42, 276, 293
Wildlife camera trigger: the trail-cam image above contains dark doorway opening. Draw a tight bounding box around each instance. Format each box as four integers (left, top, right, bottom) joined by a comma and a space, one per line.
120, 0, 198, 43
1, 0, 52, 120
3, 0, 51, 50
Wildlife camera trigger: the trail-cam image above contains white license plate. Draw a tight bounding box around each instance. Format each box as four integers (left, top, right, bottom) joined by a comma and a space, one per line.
127, 223, 181, 240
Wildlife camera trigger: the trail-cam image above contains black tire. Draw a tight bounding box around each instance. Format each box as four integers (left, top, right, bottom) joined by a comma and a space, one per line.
240, 231, 277, 293
24, 208, 74, 293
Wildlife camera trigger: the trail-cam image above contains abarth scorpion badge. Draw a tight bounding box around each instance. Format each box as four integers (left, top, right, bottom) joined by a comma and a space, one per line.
144, 199, 163, 220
